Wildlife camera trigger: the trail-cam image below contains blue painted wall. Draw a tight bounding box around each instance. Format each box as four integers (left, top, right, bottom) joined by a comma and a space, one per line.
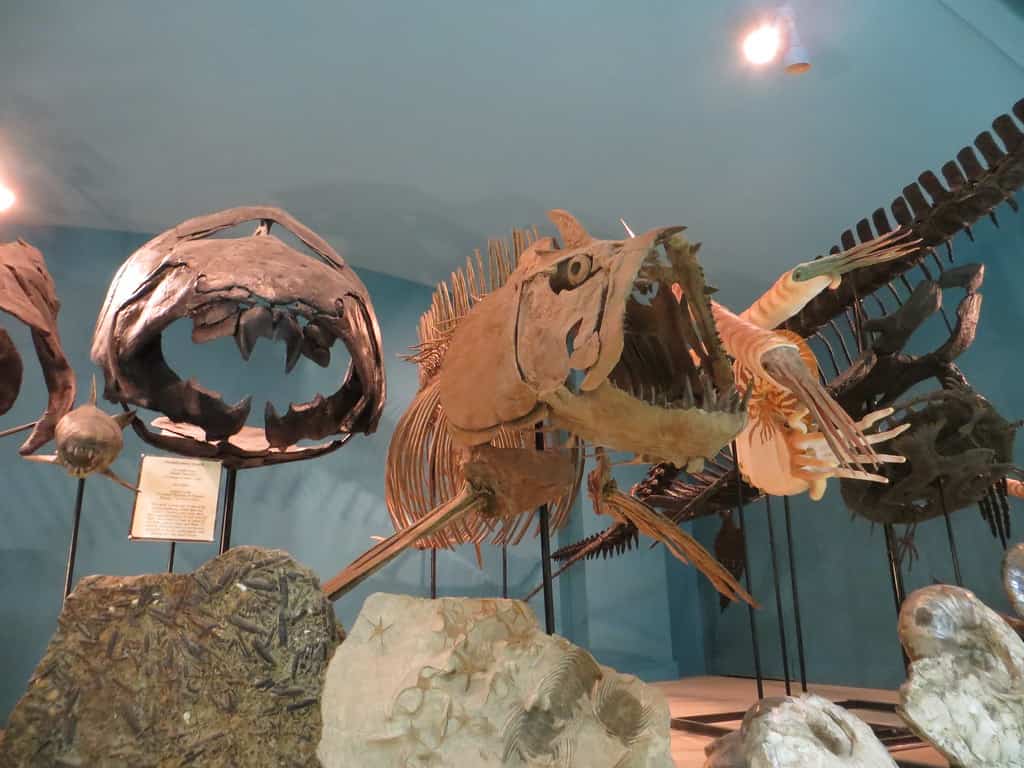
0, 222, 699, 722
701, 212, 1024, 690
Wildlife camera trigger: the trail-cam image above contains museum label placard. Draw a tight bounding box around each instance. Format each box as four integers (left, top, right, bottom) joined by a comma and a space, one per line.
129, 455, 222, 542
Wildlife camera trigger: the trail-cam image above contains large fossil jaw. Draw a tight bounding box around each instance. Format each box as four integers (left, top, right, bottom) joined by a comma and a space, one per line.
543, 379, 747, 470
91, 207, 385, 465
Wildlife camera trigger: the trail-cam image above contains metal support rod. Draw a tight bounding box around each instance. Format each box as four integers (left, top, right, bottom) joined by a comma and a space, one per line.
167, 541, 177, 573
733, 445, 764, 700
537, 427, 555, 635
63, 479, 86, 600
783, 496, 808, 692
502, 544, 509, 599
937, 477, 963, 587
430, 549, 437, 599
764, 496, 792, 695
883, 523, 911, 669
218, 468, 238, 555
0, 420, 38, 439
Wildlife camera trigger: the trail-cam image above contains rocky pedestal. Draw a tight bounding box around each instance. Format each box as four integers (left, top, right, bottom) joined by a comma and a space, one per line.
703, 695, 896, 768
0, 546, 340, 767
317, 592, 673, 767
898, 584, 1024, 767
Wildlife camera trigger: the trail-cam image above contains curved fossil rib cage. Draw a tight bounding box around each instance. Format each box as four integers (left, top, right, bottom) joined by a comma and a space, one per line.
554, 95, 1024, 568
0, 240, 76, 455
91, 207, 385, 468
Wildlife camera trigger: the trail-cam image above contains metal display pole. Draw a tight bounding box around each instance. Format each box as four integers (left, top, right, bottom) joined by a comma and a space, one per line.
936, 477, 963, 587
764, 496, 792, 696
167, 541, 176, 573
63, 479, 86, 599
536, 427, 555, 635
430, 549, 438, 599
733, 446, 764, 700
218, 468, 238, 554
782, 496, 808, 692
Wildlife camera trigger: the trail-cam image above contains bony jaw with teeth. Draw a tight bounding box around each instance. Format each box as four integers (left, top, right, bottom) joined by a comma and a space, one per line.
23, 378, 136, 490
322, 210, 754, 606
91, 207, 385, 467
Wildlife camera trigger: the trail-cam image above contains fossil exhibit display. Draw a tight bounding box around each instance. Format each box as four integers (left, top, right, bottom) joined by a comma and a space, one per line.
21, 377, 136, 489
703, 694, 896, 768
323, 209, 916, 606
552, 96, 1024, 580
0, 546, 340, 767
91, 206, 386, 468
318, 592, 672, 768
897, 584, 1024, 767
0, 239, 76, 454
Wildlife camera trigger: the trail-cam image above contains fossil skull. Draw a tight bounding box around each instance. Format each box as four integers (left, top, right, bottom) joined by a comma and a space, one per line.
91, 207, 385, 467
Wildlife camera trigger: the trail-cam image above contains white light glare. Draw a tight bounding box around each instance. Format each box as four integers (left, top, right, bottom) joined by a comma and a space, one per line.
743, 24, 781, 65
0, 185, 14, 212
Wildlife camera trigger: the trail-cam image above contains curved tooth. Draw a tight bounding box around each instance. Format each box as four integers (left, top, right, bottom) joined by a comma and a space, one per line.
681, 377, 695, 409
701, 373, 715, 411
275, 312, 303, 373
237, 305, 275, 361
304, 320, 336, 349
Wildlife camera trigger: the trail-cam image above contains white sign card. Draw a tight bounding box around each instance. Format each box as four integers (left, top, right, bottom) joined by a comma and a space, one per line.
129, 455, 222, 542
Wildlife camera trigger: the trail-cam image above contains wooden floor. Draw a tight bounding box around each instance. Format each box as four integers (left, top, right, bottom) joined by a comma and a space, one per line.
651, 676, 947, 767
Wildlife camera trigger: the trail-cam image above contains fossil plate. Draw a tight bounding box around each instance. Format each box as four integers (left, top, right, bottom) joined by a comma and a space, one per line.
0, 546, 341, 767
318, 592, 673, 768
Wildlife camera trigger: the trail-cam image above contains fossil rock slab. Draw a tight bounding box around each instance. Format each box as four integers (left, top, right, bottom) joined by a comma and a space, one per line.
898, 585, 1024, 767
318, 592, 673, 768
0, 546, 340, 767
703, 694, 896, 768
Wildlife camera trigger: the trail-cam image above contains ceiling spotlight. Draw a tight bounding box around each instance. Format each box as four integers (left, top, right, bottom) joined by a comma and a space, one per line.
743, 23, 781, 65
742, 5, 810, 74
0, 184, 14, 213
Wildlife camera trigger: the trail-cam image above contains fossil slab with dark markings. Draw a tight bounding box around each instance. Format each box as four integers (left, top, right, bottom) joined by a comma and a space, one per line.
318, 592, 672, 767
0, 546, 341, 767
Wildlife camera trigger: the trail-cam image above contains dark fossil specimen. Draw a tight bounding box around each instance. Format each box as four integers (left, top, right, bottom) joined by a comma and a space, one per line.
91, 206, 385, 468
551, 96, 1024, 575
0, 546, 341, 768
0, 239, 76, 454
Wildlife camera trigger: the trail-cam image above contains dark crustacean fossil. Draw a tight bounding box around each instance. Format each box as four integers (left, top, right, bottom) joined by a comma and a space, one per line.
0, 239, 76, 454
91, 206, 385, 468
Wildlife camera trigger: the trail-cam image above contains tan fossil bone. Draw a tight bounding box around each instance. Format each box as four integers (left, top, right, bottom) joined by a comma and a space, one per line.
323, 211, 753, 604
23, 377, 136, 490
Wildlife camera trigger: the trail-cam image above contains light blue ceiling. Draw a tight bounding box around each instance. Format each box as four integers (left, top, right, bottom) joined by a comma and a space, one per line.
1, 0, 1022, 298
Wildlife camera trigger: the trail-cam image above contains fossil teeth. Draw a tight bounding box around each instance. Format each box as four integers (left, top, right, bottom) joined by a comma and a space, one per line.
701, 374, 715, 410
275, 313, 303, 373
237, 305, 274, 361
681, 377, 695, 409
739, 385, 753, 412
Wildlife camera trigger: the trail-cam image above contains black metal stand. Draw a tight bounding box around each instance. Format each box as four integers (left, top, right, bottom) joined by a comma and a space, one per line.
502, 544, 509, 599
536, 428, 555, 634
733, 447, 764, 700
167, 541, 176, 573
883, 523, 911, 670
430, 548, 437, 599
764, 496, 792, 695
783, 496, 808, 692
218, 467, 238, 554
936, 477, 963, 587
63, 478, 86, 600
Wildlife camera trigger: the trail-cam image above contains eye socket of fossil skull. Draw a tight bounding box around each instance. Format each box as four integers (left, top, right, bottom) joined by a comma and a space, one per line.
91, 207, 385, 466
439, 211, 747, 469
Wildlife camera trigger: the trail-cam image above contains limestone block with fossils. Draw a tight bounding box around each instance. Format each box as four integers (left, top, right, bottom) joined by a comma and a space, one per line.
703, 694, 896, 768
318, 592, 673, 768
898, 584, 1024, 767
0, 546, 341, 768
